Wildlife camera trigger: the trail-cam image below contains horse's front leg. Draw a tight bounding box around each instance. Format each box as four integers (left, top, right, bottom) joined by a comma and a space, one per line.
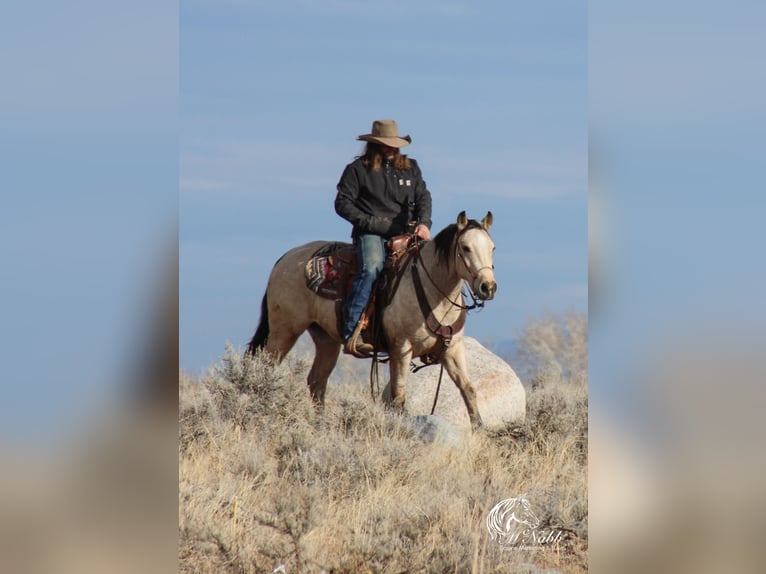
441, 342, 483, 430
384, 346, 413, 410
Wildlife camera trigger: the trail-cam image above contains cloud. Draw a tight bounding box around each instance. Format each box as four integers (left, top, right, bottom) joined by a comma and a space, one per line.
591, 2, 766, 130
522, 282, 588, 309
179, 178, 233, 193
181, 137, 340, 197
438, 180, 582, 200
189, 0, 470, 19
181, 137, 586, 203
425, 147, 585, 200
497, 252, 584, 271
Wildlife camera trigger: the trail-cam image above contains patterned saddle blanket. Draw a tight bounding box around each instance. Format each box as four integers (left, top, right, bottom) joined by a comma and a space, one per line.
304, 235, 419, 301
304, 242, 357, 300
305, 237, 420, 355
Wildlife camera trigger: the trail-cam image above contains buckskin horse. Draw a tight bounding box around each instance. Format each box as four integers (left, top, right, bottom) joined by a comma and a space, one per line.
246, 211, 497, 429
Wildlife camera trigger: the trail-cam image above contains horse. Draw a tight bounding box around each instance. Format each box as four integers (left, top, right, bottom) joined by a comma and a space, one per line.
246, 211, 497, 429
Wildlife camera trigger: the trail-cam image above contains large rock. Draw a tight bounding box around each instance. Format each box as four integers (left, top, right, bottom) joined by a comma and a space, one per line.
405, 414, 464, 446
383, 336, 525, 431
296, 334, 525, 431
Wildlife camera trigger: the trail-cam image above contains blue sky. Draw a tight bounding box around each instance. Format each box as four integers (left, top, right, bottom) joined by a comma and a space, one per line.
0, 1, 177, 440
589, 0, 766, 425
180, 0, 587, 372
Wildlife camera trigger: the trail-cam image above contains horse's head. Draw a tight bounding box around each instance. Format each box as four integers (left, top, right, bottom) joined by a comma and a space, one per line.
454, 211, 497, 300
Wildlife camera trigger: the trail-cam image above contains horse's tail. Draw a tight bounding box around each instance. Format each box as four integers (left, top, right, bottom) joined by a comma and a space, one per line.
246, 292, 269, 357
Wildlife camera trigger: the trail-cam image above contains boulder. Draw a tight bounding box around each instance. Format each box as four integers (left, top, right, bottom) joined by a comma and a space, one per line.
383, 336, 525, 431
406, 414, 464, 446
302, 334, 525, 431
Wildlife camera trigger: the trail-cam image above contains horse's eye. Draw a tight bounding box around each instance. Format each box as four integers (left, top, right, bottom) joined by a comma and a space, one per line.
461, 245, 471, 253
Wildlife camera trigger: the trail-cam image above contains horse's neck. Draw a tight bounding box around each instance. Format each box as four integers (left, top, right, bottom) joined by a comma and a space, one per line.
418, 241, 463, 309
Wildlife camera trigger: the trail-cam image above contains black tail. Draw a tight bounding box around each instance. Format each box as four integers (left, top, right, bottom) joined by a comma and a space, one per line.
246, 293, 269, 357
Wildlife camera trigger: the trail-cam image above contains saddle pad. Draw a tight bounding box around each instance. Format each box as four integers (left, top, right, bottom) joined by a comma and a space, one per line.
305, 242, 356, 300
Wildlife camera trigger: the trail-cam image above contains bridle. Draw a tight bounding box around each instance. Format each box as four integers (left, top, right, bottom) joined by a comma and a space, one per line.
414, 246, 477, 311
401, 225, 494, 412
369, 224, 496, 410
455, 241, 494, 285
413, 224, 493, 312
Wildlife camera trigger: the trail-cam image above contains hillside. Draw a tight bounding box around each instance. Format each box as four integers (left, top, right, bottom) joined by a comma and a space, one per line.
179, 313, 588, 573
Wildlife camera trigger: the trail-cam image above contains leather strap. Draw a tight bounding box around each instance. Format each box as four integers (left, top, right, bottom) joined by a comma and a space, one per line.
411, 261, 466, 354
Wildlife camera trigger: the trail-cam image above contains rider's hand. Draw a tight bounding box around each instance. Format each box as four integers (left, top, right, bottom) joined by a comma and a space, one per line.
414, 224, 431, 241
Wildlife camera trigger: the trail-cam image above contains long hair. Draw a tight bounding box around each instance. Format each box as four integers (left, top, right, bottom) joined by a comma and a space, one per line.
359, 143, 411, 172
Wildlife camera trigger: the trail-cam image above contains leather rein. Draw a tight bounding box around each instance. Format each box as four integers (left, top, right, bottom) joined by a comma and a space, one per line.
409, 226, 488, 360
371, 228, 490, 413
411, 258, 467, 353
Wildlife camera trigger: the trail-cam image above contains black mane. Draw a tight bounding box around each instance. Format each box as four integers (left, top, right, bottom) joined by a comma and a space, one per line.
432, 220, 484, 266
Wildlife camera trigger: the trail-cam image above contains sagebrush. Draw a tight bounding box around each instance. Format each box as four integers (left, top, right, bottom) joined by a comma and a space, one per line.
180, 314, 587, 573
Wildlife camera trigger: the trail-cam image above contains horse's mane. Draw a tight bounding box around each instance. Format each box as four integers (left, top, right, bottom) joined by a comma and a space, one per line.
433, 220, 485, 266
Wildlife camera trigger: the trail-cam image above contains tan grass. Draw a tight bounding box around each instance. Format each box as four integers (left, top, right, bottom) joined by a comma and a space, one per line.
180, 314, 587, 573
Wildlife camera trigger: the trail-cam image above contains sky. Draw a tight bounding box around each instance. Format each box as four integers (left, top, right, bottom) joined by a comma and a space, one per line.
0, 1, 177, 440
589, 0, 766, 421
180, 0, 588, 373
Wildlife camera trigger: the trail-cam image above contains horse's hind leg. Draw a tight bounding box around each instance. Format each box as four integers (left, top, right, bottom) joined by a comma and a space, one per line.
264, 325, 301, 364
307, 324, 341, 404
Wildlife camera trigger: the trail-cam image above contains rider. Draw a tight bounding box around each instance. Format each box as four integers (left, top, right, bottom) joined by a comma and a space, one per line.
335, 119, 432, 356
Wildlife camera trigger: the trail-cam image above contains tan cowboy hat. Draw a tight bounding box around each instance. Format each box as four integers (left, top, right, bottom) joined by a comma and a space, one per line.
356, 119, 412, 148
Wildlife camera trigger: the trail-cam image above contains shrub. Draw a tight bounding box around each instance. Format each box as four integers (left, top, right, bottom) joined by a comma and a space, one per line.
180, 313, 588, 573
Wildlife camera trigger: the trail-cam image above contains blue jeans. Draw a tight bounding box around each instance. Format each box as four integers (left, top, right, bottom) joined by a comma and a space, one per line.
342, 234, 386, 341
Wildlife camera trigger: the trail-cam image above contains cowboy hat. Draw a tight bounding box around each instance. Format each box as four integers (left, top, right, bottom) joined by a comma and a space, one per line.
356, 119, 412, 148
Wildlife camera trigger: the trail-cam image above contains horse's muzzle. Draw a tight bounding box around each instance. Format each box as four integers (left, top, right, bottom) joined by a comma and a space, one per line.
477, 279, 497, 300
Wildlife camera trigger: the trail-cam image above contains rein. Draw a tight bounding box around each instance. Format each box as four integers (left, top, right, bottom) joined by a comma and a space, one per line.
409, 227, 493, 412
368, 228, 490, 411
413, 247, 483, 312
409, 249, 462, 416
411, 260, 467, 346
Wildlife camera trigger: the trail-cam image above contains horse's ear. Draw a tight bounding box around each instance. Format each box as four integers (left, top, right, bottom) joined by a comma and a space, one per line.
481, 211, 493, 231
456, 211, 468, 231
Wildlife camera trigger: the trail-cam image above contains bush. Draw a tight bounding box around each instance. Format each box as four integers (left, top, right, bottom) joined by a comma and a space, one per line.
180, 314, 588, 573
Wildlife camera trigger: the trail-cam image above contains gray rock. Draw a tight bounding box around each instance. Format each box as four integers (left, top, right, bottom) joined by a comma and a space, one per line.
301, 334, 525, 431
406, 414, 464, 446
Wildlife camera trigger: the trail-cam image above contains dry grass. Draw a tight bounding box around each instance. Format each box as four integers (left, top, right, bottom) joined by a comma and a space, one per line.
180, 315, 587, 573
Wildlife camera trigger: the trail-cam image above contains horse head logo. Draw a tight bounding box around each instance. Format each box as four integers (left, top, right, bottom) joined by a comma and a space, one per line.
486, 495, 541, 546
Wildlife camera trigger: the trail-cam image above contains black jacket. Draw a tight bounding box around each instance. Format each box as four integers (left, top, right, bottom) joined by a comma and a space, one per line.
335, 157, 432, 239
